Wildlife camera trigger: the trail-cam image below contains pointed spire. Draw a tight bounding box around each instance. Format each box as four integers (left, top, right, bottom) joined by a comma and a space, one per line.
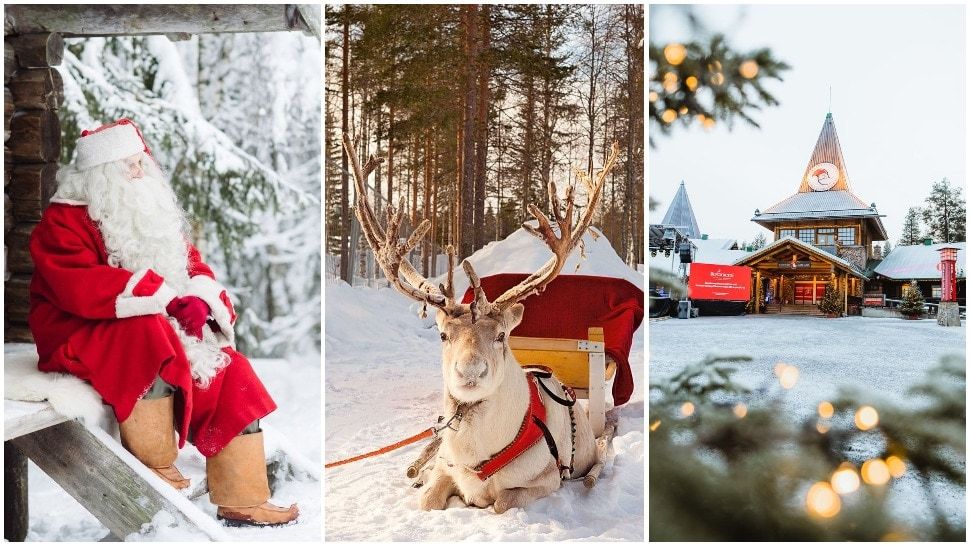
798, 112, 852, 193
660, 181, 700, 238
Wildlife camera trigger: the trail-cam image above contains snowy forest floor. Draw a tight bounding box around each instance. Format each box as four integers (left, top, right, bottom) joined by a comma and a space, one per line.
9, 347, 321, 542
324, 281, 645, 541
650, 314, 966, 530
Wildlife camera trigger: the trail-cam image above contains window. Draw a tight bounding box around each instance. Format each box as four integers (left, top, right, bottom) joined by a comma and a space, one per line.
779, 229, 796, 240
838, 227, 856, 245
817, 228, 836, 245
932, 285, 942, 298
798, 229, 815, 245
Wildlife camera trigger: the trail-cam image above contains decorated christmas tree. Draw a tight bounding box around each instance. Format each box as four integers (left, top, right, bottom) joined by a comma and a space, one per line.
649, 355, 966, 541
817, 276, 842, 316
900, 280, 925, 318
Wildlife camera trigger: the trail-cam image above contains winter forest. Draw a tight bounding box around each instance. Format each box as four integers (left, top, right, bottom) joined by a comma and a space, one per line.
324, 4, 645, 281
58, 33, 322, 358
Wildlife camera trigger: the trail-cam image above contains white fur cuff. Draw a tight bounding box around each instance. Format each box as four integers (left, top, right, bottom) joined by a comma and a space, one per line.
115, 268, 177, 319
185, 274, 236, 348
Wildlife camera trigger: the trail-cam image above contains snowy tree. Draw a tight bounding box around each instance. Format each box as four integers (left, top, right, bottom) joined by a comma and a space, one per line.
900, 280, 925, 318
882, 241, 893, 258
922, 178, 966, 244
751, 232, 767, 249
58, 34, 321, 357
899, 207, 923, 246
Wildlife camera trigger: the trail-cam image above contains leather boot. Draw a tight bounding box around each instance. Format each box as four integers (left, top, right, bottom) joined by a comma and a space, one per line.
119, 396, 191, 490
207, 431, 299, 527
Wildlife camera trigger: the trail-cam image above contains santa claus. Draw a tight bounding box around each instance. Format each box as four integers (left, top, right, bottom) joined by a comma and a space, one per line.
28, 119, 299, 527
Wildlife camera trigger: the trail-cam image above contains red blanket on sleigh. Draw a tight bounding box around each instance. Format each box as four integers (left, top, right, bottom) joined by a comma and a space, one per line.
462, 274, 643, 406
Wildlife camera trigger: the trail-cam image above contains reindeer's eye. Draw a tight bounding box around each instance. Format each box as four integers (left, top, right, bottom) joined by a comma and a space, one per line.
440, 332, 448, 342
495, 332, 506, 343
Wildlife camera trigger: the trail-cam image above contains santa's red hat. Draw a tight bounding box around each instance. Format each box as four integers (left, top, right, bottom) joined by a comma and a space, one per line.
75, 118, 152, 170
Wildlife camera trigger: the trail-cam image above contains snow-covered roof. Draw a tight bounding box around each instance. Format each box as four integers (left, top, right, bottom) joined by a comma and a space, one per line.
759, 190, 874, 218
659, 181, 700, 238
733, 236, 866, 278
873, 242, 966, 280
446, 225, 644, 297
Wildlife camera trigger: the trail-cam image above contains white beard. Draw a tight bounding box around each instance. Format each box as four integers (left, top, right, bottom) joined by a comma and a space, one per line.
53, 155, 229, 386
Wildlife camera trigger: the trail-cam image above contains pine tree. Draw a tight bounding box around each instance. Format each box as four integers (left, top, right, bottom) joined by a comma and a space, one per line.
751, 232, 767, 249
900, 207, 923, 246
650, 355, 966, 541
817, 276, 842, 316
922, 178, 966, 244
900, 280, 925, 318
882, 241, 893, 257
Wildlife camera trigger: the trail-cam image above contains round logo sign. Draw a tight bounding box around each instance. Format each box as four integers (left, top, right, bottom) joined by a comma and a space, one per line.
807, 162, 839, 191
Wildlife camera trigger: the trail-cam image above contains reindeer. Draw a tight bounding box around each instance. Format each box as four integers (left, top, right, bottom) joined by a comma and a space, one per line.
342, 134, 620, 513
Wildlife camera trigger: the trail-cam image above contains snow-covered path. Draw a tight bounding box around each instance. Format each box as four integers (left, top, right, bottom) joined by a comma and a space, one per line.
324, 281, 645, 541
650, 314, 966, 529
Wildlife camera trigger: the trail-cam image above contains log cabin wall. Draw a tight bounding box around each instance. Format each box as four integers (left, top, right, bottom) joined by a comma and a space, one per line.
4, 30, 64, 343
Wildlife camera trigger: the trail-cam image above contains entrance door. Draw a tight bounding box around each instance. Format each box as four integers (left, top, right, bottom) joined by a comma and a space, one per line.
815, 283, 826, 302
794, 282, 819, 304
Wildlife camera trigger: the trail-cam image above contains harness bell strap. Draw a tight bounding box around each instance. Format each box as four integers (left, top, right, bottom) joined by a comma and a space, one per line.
474, 374, 548, 481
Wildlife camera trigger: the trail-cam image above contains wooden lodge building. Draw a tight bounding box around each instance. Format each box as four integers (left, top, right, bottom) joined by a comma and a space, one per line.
737, 112, 888, 314
652, 112, 965, 317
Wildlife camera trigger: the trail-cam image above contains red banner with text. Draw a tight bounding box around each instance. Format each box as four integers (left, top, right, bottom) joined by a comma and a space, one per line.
688, 263, 752, 301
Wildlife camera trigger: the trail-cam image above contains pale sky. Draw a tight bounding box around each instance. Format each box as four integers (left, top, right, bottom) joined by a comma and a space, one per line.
649, 4, 966, 246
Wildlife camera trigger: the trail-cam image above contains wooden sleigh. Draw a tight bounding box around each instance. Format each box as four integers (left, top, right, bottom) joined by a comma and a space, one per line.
407, 326, 620, 489
4, 394, 318, 541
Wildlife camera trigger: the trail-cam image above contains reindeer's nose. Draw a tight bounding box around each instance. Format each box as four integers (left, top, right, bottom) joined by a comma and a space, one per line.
455, 360, 487, 384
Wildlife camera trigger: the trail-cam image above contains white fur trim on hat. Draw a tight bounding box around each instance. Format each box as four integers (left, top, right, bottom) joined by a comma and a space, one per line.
75, 121, 146, 170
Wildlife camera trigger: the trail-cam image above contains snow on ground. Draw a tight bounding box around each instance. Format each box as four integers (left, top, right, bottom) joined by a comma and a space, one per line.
649, 314, 966, 529
6, 343, 321, 542
325, 280, 645, 541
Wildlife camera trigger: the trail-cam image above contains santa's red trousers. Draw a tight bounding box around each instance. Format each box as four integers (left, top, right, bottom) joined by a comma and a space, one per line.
40, 314, 276, 457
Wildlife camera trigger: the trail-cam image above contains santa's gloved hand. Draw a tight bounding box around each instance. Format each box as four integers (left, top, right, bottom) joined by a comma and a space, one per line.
165, 296, 211, 339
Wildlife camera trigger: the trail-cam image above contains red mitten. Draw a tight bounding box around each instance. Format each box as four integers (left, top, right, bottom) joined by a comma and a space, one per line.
165, 296, 211, 339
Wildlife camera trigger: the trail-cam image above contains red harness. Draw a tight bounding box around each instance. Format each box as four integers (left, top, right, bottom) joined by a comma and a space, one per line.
474, 373, 553, 481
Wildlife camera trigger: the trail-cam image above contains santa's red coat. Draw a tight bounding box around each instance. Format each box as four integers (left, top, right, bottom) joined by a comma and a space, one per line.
28, 202, 276, 457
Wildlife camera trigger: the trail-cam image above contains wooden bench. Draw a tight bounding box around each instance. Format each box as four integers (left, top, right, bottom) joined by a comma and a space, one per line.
4, 397, 320, 541
509, 326, 616, 437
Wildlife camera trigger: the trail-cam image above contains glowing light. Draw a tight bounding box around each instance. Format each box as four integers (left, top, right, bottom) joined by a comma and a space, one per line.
680, 401, 695, 417
739, 59, 760, 79
661, 109, 677, 124
861, 459, 891, 485
779, 365, 799, 389
711, 72, 725, 86
806, 482, 841, 518
733, 403, 747, 418
678, 106, 688, 115
816, 422, 830, 434
662, 72, 679, 92
773, 363, 787, 376
709, 60, 722, 72
886, 456, 906, 478
830, 464, 860, 494
818, 401, 834, 419
685, 76, 698, 91
664, 43, 687, 65
649, 419, 661, 432
855, 406, 879, 430
702, 117, 715, 129
648, 91, 659, 102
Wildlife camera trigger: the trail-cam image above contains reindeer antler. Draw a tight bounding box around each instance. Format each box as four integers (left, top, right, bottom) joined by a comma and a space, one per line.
472, 141, 621, 313
342, 133, 459, 315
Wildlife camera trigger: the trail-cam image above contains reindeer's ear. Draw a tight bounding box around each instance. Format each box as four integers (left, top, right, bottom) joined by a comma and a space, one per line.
435, 308, 448, 332
503, 303, 525, 331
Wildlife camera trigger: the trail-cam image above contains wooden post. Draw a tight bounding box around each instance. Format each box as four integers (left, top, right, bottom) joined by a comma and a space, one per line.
4, 442, 29, 542
755, 271, 762, 314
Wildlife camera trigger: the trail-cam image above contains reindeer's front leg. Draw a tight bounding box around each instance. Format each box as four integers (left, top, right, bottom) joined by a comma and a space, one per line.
493, 461, 561, 514
420, 466, 459, 510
